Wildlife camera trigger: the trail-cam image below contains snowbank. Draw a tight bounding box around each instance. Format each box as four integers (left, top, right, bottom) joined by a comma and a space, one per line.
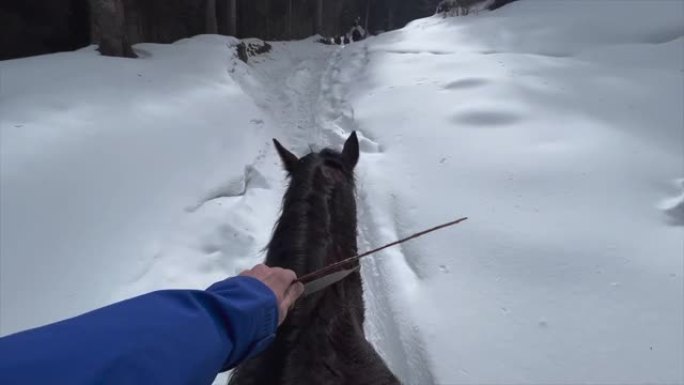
0, 35, 282, 336
339, 0, 683, 383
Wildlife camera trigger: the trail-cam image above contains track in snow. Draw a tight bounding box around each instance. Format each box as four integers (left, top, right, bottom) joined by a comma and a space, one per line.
228, 39, 436, 385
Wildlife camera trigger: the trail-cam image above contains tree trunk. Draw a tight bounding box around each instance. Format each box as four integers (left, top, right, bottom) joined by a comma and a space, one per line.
364, 0, 371, 32
90, 0, 136, 58
206, 0, 218, 34
287, 0, 293, 39
315, 0, 323, 35
265, 0, 271, 39
229, 0, 237, 36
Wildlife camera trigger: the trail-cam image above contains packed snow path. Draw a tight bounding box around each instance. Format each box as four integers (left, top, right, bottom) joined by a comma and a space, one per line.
229, 40, 435, 385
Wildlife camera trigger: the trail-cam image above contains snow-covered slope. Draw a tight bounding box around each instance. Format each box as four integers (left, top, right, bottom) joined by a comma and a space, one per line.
1, 1, 682, 384
0, 35, 285, 336
338, 1, 684, 383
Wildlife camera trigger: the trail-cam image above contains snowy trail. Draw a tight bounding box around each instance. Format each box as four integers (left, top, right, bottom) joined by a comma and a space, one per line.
231, 41, 335, 151
229, 40, 435, 384
318, 46, 437, 385
2, 3, 681, 383
2, 2, 681, 383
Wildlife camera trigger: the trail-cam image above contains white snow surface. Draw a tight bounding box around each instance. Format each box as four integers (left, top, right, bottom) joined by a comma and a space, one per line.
1, 1, 682, 384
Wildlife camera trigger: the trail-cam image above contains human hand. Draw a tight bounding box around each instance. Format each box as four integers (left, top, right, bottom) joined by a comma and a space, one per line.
240, 264, 304, 325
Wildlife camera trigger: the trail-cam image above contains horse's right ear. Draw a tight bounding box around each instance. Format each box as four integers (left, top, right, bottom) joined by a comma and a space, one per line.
342, 131, 359, 169
273, 139, 298, 173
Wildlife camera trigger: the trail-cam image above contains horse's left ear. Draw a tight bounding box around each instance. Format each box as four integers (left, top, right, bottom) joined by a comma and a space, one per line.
342, 131, 359, 169
273, 139, 299, 173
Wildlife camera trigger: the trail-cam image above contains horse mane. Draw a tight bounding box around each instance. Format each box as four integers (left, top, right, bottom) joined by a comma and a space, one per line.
228, 133, 399, 385
265, 148, 357, 275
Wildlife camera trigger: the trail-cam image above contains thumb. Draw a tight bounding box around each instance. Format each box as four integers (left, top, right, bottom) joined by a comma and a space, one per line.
292, 282, 305, 301
278, 282, 305, 325
283, 282, 305, 308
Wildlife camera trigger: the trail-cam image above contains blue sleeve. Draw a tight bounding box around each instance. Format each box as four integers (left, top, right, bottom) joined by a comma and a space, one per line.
0, 276, 278, 385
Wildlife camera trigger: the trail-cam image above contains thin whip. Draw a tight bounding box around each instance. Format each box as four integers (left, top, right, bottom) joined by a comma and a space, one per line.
297, 216, 469, 284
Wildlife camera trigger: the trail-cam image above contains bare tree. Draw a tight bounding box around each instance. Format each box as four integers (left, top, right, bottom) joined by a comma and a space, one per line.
364, 0, 372, 31
217, 0, 237, 36
228, 0, 237, 36
421, 0, 440, 13
315, 0, 323, 35
387, 5, 395, 30
265, 0, 271, 38
287, 0, 293, 38
205, 0, 218, 33
89, 0, 136, 58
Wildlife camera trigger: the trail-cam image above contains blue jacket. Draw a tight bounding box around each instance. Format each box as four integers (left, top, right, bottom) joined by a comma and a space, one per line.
0, 276, 278, 385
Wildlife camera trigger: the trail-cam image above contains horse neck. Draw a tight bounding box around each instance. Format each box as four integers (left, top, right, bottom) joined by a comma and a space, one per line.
266, 169, 357, 277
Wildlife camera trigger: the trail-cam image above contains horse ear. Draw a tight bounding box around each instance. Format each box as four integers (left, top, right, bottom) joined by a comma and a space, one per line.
273, 139, 298, 173
342, 131, 359, 169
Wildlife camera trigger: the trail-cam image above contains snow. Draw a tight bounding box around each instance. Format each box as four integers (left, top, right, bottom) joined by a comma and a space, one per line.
0, 35, 282, 335
343, 1, 683, 383
1, 1, 682, 384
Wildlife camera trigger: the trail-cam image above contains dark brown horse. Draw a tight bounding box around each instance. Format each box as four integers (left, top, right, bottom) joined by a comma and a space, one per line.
228, 132, 400, 385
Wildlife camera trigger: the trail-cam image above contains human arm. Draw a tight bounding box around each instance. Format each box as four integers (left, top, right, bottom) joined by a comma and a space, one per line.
0, 265, 303, 385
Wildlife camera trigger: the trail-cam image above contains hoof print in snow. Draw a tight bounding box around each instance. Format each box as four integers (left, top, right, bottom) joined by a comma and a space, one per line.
443, 78, 489, 90
451, 110, 522, 127
661, 179, 684, 226
200, 223, 255, 257
237, 38, 272, 63
200, 243, 221, 255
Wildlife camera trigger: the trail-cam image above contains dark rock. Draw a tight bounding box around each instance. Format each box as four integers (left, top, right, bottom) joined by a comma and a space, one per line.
236, 42, 248, 63
237, 38, 271, 63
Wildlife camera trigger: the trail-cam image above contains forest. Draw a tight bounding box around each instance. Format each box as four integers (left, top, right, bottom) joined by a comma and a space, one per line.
0, 0, 515, 60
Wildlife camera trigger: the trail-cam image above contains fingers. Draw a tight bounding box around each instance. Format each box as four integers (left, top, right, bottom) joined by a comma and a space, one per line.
283, 281, 305, 311
266, 268, 298, 325
269, 267, 297, 298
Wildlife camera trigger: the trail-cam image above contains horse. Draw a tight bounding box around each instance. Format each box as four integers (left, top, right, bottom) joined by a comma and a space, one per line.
228, 132, 400, 385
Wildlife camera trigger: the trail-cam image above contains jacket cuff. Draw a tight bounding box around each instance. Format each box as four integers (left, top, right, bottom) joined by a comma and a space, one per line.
231, 276, 278, 342
206, 276, 278, 370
